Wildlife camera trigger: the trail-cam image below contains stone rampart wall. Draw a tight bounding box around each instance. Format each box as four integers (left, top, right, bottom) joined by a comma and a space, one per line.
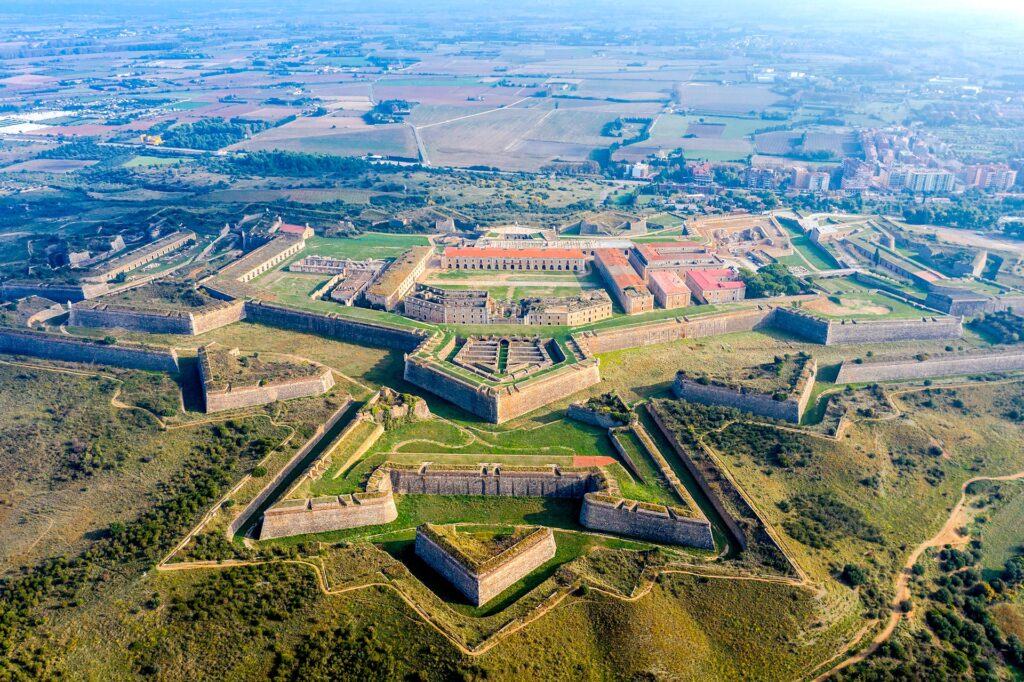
646, 404, 747, 550
567, 404, 627, 429
494, 361, 601, 423
231, 401, 352, 538
672, 360, 817, 424
68, 300, 246, 336
244, 301, 426, 351
403, 356, 601, 424
580, 497, 714, 549
577, 308, 772, 355
260, 494, 397, 540
835, 350, 1024, 384
414, 531, 480, 602
390, 467, 593, 498
769, 307, 830, 343
191, 301, 247, 334
0, 328, 179, 373
825, 315, 963, 345
70, 304, 195, 335
1, 281, 109, 302
673, 379, 800, 422
472, 529, 557, 605
203, 370, 335, 413
404, 358, 499, 421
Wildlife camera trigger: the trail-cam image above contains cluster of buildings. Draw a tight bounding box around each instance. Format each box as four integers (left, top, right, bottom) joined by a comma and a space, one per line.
403, 284, 613, 327
291, 256, 388, 306
437, 240, 745, 318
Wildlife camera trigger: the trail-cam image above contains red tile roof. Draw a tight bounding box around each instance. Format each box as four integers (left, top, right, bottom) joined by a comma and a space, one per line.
687, 268, 744, 290
648, 270, 689, 294
279, 223, 309, 235
444, 247, 586, 259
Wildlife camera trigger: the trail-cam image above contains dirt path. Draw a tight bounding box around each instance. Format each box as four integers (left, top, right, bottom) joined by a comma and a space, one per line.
814, 469, 1024, 680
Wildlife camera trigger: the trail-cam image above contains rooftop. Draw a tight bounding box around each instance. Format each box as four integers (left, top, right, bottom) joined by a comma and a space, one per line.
648, 270, 689, 294
687, 268, 744, 291
444, 246, 586, 260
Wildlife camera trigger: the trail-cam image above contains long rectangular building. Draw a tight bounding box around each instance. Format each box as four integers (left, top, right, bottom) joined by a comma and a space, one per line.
84, 230, 196, 283
365, 246, 433, 311
628, 241, 721, 279
593, 249, 654, 315
218, 234, 306, 283
441, 247, 587, 273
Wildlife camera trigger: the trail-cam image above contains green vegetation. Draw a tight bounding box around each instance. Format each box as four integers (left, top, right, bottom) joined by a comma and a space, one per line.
162, 117, 272, 150
739, 263, 805, 297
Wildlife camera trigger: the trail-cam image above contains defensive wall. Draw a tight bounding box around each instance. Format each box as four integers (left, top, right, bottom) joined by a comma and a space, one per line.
197, 346, 335, 413
260, 462, 714, 549
769, 307, 963, 345
574, 307, 774, 355
232, 400, 353, 540
646, 404, 747, 551
835, 348, 1024, 384
672, 359, 817, 424
68, 300, 246, 336
260, 465, 397, 540
244, 301, 428, 352
415, 525, 557, 606
0, 328, 179, 373
403, 354, 602, 423
573, 306, 962, 357
1, 281, 109, 303
567, 403, 629, 429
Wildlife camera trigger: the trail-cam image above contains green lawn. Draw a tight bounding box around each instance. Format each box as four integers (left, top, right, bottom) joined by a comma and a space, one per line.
775, 218, 840, 270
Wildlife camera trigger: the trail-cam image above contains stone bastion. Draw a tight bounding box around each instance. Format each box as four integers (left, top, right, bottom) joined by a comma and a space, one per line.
673, 356, 818, 424
415, 524, 557, 606
69, 299, 246, 336
259, 462, 714, 549
404, 331, 601, 423
197, 344, 335, 413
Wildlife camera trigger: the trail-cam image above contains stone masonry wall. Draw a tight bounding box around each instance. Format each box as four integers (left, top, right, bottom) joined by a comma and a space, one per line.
203, 369, 335, 413
68, 300, 246, 336
672, 359, 817, 424
403, 356, 601, 424
494, 361, 602, 423
390, 466, 594, 498
260, 494, 398, 540
646, 404, 747, 550
835, 349, 1024, 384
70, 304, 195, 335
673, 379, 802, 422
414, 531, 481, 603
567, 404, 627, 429
404, 358, 499, 421
191, 301, 248, 334
580, 497, 714, 549
769, 307, 830, 343
577, 307, 773, 355
1, 281, 109, 302
233, 400, 352, 539
244, 300, 427, 351
825, 315, 963, 345
0, 328, 179, 373
415, 527, 558, 606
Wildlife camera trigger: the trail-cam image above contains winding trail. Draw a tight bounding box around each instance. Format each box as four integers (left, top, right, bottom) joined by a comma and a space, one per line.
813, 469, 1024, 680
